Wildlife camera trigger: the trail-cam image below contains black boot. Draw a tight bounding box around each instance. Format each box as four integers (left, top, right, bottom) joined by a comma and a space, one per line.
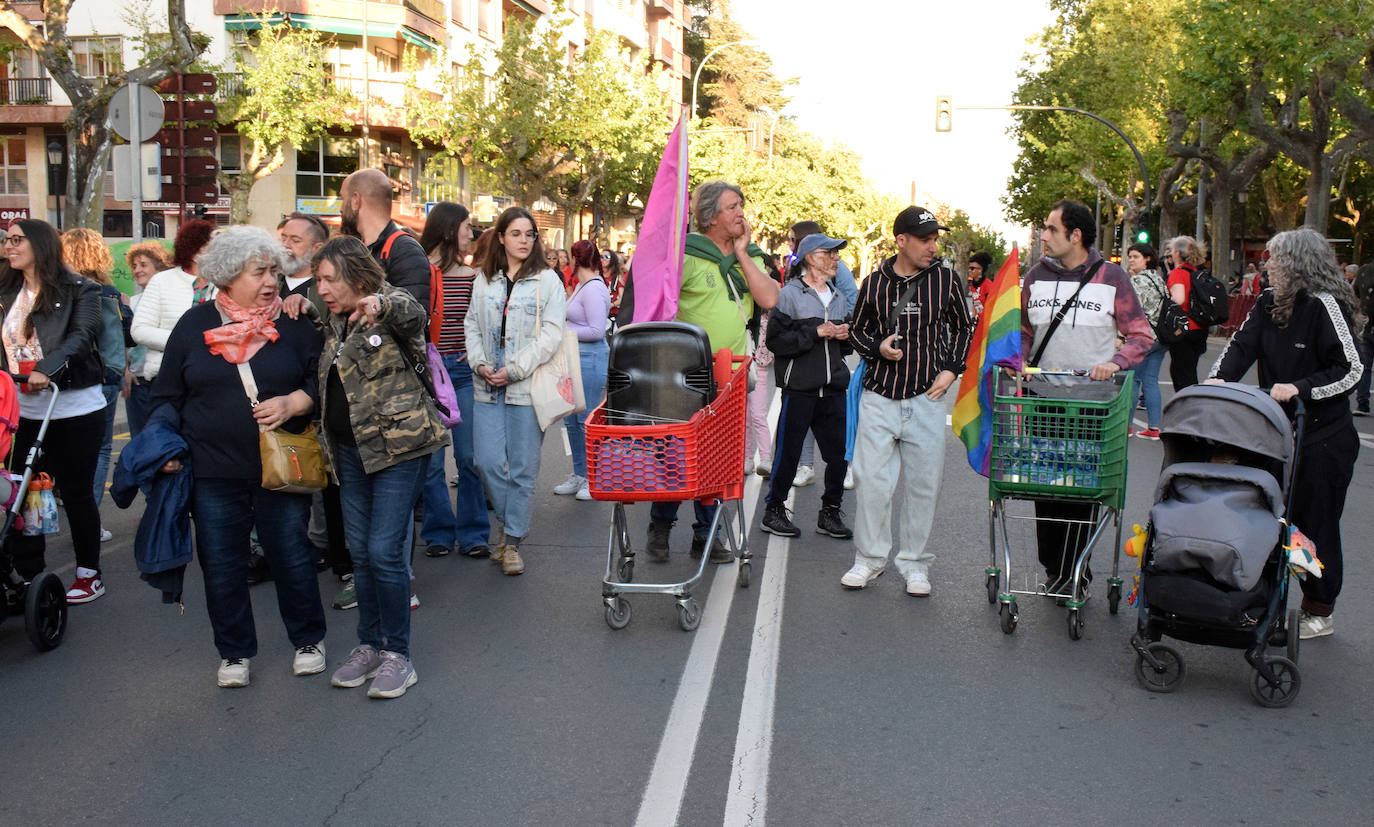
645, 520, 672, 563
816, 505, 852, 539
761, 503, 801, 538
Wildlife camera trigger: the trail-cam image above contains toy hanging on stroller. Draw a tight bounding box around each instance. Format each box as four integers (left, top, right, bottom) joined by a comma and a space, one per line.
1129, 382, 1308, 707
0, 373, 68, 651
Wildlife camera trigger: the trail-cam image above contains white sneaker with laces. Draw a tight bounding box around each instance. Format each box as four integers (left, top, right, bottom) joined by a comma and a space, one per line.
217, 657, 250, 687
293, 642, 327, 676
843, 467, 855, 490
840, 562, 883, 590
575, 481, 593, 501
794, 465, 816, 487
1298, 611, 1333, 639
554, 474, 586, 495
905, 572, 932, 597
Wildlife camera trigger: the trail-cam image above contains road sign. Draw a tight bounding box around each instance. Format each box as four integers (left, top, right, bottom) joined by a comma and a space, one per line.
160, 183, 219, 204
152, 127, 217, 149
162, 100, 218, 122
156, 73, 217, 95
108, 84, 163, 143
113, 143, 162, 201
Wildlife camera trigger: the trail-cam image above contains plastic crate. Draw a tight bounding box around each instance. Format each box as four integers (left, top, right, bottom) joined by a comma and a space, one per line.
987, 371, 1134, 508
586, 353, 750, 503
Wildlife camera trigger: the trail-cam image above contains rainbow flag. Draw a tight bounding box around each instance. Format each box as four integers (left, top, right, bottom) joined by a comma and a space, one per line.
952, 247, 1024, 476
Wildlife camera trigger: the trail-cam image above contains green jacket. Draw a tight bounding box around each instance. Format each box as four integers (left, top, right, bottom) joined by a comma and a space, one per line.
315, 284, 448, 476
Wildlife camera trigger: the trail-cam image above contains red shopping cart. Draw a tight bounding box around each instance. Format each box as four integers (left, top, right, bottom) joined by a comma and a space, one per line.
586, 350, 752, 631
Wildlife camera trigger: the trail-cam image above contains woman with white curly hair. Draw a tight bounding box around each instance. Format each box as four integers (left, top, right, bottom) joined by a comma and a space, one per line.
150, 225, 327, 688
1209, 227, 1363, 640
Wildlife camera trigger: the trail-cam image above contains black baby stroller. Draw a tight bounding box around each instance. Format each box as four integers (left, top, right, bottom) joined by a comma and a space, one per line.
0, 375, 68, 652
1129, 382, 1305, 707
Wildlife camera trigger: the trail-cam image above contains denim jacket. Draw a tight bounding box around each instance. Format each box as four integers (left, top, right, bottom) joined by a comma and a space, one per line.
464, 268, 567, 406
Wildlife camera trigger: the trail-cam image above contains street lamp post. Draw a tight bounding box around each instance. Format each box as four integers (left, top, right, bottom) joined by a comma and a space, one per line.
690, 39, 760, 123
46, 140, 64, 229
1237, 190, 1248, 273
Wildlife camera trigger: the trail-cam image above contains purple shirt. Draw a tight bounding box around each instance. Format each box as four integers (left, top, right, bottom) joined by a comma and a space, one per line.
567, 278, 611, 343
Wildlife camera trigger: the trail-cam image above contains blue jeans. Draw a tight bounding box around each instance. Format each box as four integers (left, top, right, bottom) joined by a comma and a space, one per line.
419, 355, 490, 551
564, 338, 609, 477
335, 444, 426, 659
473, 392, 544, 540
191, 478, 325, 660
1135, 340, 1168, 428
93, 381, 120, 504
126, 376, 153, 439
650, 500, 719, 540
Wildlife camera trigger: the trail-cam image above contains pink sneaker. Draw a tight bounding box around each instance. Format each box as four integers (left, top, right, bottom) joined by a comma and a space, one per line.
66, 570, 105, 604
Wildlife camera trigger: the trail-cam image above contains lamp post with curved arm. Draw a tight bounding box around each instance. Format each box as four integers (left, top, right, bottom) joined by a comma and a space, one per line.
690, 39, 761, 122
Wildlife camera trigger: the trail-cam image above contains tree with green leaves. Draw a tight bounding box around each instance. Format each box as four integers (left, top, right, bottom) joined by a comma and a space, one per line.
0, 0, 203, 229
216, 17, 356, 224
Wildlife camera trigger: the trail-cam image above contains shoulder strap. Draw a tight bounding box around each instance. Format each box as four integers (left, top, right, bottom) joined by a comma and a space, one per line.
379, 229, 407, 261
1029, 260, 1105, 368
885, 266, 936, 333
234, 362, 265, 433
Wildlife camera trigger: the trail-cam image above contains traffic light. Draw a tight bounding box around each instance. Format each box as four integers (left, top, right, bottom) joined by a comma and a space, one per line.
1134, 225, 1150, 244
935, 95, 953, 132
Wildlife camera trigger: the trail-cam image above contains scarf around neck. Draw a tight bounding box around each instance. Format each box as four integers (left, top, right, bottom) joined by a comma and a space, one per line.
203, 291, 283, 364
685, 233, 766, 302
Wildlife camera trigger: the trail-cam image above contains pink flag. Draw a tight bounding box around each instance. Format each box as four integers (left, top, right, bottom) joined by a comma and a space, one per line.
631, 109, 689, 323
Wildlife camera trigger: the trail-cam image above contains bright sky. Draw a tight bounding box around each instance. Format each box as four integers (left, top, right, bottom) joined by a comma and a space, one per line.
730, 0, 1057, 249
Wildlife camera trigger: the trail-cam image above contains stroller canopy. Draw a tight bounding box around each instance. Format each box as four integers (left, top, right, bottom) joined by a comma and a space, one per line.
1160, 383, 1292, 471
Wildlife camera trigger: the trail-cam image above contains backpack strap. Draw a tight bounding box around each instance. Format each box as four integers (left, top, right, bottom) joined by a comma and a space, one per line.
379, 229, 407, 261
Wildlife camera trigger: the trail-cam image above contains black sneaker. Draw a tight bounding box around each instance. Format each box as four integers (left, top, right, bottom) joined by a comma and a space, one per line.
246, 553, 272, 586
761, 503, 801, 538
816, 505, 853, 539
1356, 401, 1370, 416
645, 521, 671, 563
424, 544, 452, 558
463, 543, 491, 559
690, 534, 735, 563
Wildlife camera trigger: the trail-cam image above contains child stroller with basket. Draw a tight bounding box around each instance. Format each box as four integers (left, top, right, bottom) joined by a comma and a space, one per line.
0, 372, 68, 652
1130, 382, 1306, 707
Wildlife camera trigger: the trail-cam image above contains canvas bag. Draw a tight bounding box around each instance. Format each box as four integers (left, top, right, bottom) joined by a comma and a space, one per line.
529, 275, 586, 431
235, 361, 328, 494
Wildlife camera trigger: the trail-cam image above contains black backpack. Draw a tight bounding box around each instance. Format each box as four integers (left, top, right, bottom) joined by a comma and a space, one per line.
1187, 267, 1229, 326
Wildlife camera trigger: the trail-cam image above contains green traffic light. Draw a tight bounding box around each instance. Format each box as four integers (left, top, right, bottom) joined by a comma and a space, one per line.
1135, 228, 1149, 243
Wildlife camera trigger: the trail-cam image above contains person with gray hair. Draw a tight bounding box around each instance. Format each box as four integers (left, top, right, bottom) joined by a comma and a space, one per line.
1209, 227, 1363, 640
644, 179, 780, 565
150, 223, 328, 688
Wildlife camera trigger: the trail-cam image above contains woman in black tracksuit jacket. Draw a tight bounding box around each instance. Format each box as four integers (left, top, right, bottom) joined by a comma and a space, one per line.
760, 234, 852, 540
1209, 228, 1362, 640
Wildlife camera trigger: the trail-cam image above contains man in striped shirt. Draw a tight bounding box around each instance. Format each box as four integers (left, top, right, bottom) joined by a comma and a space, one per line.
841, 207, 974, 596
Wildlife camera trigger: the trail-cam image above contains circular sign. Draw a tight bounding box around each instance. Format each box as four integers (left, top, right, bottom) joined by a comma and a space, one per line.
108, 84, 164, 143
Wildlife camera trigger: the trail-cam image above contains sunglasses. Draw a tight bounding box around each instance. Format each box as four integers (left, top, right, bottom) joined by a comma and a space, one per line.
601, 253, 611, 260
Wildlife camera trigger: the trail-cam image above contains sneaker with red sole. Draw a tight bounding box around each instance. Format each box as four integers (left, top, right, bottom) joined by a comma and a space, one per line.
65, 568, 105, 604
1137, 428, 1161, 440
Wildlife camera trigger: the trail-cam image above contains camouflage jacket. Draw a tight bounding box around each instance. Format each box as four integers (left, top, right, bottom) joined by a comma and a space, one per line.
315, 283, 448, 475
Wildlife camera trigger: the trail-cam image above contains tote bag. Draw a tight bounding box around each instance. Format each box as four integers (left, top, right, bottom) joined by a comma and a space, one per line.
529, 275, 586, 431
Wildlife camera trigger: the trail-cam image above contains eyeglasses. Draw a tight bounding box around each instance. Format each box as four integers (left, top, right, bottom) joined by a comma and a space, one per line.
3, 234, 26, 247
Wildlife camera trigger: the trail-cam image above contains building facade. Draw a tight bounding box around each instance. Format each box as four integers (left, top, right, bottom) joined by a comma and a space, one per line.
0, 0, 688, 247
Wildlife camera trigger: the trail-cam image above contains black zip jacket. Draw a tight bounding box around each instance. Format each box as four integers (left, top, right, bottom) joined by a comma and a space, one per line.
1211, 288, 1363, 442
766, 277, 851, 395
849, 257, 974, 399
0, 268, 104, 390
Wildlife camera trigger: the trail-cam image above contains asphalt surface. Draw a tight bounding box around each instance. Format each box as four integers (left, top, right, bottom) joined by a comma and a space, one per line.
1, 339, 1372, 826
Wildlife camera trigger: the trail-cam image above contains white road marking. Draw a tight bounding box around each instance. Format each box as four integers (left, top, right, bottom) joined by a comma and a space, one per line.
723, 492, 792, 827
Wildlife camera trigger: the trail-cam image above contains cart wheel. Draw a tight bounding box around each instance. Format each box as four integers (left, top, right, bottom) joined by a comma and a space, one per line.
985, 573, 999, 605
677, 599, 701, 632
1134, 643, 1185, 692
25, 572, 67, 652
604, 597, 631, 631
1107, 583, 1121, 615
737, 561, 751, 589
998, 602, 1017, 635
617, 557, 634, 583
1067, 608, 1084, 640
1250, 656, 1301, 708
1286, 608, 1300, 663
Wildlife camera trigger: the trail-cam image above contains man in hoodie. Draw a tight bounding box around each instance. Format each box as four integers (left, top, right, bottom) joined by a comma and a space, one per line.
1022, 200, 1153, 597
842, 207, 974, 596
760, 232, 853, 540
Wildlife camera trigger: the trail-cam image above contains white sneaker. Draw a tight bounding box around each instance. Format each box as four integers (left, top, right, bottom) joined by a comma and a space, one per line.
553, 474, 586, 495
744, 457, 755, 475
794, 465, 816, 487
840, 563, 883, 590
292, 642, 326, 676
410, 593, 420, 610
217, 657, 250, 687
905, 572, 932, 597
843, 467, 855, 490
99, 528, 113, 542
575, 481, 593, 501
1298, 611, 1333, 639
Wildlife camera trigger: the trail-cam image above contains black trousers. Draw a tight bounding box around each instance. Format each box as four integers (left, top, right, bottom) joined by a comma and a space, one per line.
1290, 427, 1359, 615
766, 390, 847, 511
6, 408, 104, 577
1035, 499, 1099, 584
1167, 329, 1208, 390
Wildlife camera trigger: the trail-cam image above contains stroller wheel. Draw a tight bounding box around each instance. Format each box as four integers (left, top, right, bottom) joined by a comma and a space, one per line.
1249, 656, 1301, 708
24, 572, 67, 652
1134, 643, 1185, 692
1286, 608, 1300, 663
1107, 582, 1121, 615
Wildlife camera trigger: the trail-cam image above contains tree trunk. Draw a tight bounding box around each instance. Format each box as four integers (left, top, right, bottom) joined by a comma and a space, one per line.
1303, 152, 1332, 229
1209, 187, 1234, 284
66, 118, 111, 231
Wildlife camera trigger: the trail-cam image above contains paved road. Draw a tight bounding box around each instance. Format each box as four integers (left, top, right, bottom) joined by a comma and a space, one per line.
2, 340, 1372, 826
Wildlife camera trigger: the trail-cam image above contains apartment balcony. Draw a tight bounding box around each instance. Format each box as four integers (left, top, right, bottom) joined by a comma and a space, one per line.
216, 0, 446, 47
1, 77, 51, 105
646, 0, 675, 19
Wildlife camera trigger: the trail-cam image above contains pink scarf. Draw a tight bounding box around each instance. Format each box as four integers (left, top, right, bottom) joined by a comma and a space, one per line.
203, 292, 283, 364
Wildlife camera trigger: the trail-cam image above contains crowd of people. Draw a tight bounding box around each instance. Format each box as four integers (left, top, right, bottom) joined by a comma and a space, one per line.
0, 173, 1365, 699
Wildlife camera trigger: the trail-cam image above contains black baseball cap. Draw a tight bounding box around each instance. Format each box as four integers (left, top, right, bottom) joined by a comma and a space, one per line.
893, 206, 949, 238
